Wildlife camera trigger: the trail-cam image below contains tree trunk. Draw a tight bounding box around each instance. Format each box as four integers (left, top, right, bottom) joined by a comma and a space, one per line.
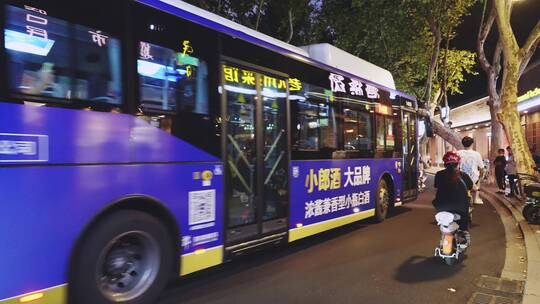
489, 102, 504, 160
498, 62, 535, 174
432, 120, 464, 150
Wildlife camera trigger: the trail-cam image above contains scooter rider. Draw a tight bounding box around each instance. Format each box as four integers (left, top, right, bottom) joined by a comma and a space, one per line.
433, 151, 474, 245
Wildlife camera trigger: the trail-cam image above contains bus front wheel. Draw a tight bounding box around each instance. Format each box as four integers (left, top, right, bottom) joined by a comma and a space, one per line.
375, 179, 390, 222
69, 210, 174, 304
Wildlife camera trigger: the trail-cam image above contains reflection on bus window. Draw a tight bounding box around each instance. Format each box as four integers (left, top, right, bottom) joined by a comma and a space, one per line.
292, 83, 337, 152
138, 41, 208, 114
293, 101, 337, 151
343, 108, 372, 151
136, 114, 173, 134
386, 118, 395, 150
73, 25, 122, 103
376, 115, 385, 151
4, 4, 122, 104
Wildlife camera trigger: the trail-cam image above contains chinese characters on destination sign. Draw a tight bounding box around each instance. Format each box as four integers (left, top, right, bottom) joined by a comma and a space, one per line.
329, 72, 380, 99
223, 65, 302, 91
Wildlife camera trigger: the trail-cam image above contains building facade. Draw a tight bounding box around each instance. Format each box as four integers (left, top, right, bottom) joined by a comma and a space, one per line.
427, 62, 540, 165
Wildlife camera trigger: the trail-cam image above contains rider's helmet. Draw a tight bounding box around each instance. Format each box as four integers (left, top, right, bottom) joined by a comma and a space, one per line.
443, 151, 460, 165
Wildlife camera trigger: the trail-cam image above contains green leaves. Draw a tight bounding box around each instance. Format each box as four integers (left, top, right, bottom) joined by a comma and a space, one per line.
185, 0, 478, 102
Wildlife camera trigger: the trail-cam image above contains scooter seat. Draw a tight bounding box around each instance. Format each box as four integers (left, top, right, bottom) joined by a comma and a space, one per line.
524, 183, 540, 198
435, 211, 457, 225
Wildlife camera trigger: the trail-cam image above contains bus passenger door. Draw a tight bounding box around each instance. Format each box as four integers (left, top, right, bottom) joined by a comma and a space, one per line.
401, 111, 418, 201
222, 63, 289, 247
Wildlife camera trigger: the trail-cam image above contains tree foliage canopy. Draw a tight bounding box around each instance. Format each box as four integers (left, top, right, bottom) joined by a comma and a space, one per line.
185, 0, 477, 103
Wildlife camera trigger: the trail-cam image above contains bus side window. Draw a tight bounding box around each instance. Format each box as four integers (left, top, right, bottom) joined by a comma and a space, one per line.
376, 115, 386, 152
343, 107, 372, 152
73, 25, 122, 105
4, 4, 122, 108
137, 42, 208, 115
291, 92, 338, 159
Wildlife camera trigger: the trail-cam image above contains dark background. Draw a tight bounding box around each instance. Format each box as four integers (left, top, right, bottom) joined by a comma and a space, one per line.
450, 0, 540, 107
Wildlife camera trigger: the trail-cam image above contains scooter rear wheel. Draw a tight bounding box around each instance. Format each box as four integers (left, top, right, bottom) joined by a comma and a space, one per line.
522, 204, 535, 220
443, 257, 457, 266
525, 205, 540, 224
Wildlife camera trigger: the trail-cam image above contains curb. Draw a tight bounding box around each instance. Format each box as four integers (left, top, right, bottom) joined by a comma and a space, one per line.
481, 189, 540, 304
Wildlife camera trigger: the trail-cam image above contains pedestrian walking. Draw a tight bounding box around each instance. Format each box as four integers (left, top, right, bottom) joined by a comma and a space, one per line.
494, 148, 507, 194
457, 136, 485, 205
505, 146, 518, 197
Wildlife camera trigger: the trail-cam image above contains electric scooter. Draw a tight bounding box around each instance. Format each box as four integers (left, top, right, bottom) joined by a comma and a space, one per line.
523, 182, 540, 224
434, 211, 469, 265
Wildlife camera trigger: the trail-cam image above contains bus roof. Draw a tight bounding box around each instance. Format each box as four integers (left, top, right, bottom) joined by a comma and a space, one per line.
136, 0, 414, 100
300, 44, 395, 90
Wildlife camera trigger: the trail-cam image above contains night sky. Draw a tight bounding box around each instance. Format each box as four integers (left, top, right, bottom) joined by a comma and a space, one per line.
449, 0, 540, 107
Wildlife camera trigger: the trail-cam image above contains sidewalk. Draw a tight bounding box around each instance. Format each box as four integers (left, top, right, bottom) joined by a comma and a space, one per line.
423, 165, 443, 176
481, 185, 540, 304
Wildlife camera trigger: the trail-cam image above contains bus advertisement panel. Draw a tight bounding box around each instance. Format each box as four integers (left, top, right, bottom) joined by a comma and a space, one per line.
289, 159, 403, 241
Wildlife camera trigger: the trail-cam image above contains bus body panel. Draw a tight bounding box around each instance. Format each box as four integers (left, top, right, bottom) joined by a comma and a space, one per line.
288, 159, 403, 241
0, 103, 224, 301
0, 103, 218, 165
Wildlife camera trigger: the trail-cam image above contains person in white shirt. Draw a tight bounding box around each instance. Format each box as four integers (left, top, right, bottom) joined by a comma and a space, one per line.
457, 136, 485, 205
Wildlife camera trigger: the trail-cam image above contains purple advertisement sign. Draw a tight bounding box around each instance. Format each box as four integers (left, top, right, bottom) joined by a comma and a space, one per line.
289, 158, 403, 229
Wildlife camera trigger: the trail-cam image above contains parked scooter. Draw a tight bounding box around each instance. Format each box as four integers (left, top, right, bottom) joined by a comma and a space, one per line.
523, 182, 540, 224
434, 211, 469, 265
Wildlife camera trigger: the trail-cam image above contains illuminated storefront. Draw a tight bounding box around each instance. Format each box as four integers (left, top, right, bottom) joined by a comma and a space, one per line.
427, 63, 540, 165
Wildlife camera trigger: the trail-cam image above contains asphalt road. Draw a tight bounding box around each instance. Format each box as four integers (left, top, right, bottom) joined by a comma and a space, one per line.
158, 177, 506, 304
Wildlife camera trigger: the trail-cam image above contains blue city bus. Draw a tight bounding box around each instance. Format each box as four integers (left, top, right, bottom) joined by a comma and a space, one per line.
0, 0, 418, 303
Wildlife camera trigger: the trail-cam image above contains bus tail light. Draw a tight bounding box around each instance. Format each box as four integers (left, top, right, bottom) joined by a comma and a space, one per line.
19, 292, 44, 303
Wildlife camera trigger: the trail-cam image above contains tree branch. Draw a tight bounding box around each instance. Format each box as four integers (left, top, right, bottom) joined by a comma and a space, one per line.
493, 0, 519, 56
477, 5, 496, 74
519, 38, 539, 77
519, 18, 540, 59
422, 10, 442, 107
255, 0, 264, 31
286, 9, 294, 43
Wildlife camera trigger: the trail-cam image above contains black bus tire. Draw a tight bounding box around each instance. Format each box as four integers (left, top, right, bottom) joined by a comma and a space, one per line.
69, 210, 175, 304
375, 179, 390, 222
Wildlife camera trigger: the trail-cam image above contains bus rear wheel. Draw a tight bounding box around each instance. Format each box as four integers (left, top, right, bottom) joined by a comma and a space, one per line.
69, 210, 174, 304
375, 179, 390, 222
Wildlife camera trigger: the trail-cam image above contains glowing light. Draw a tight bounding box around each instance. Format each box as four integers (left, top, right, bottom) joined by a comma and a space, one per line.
375, 104, 392, 115
517, 95, 540, 112
296, 223, 303, 228
353, 207, 360, 213
308, 122, 319, 129
194, 248, 206, 255
20, 293, 44, 302
4, 29, 55, 56
224, 84, 257, 96
137, 60, 186, 82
